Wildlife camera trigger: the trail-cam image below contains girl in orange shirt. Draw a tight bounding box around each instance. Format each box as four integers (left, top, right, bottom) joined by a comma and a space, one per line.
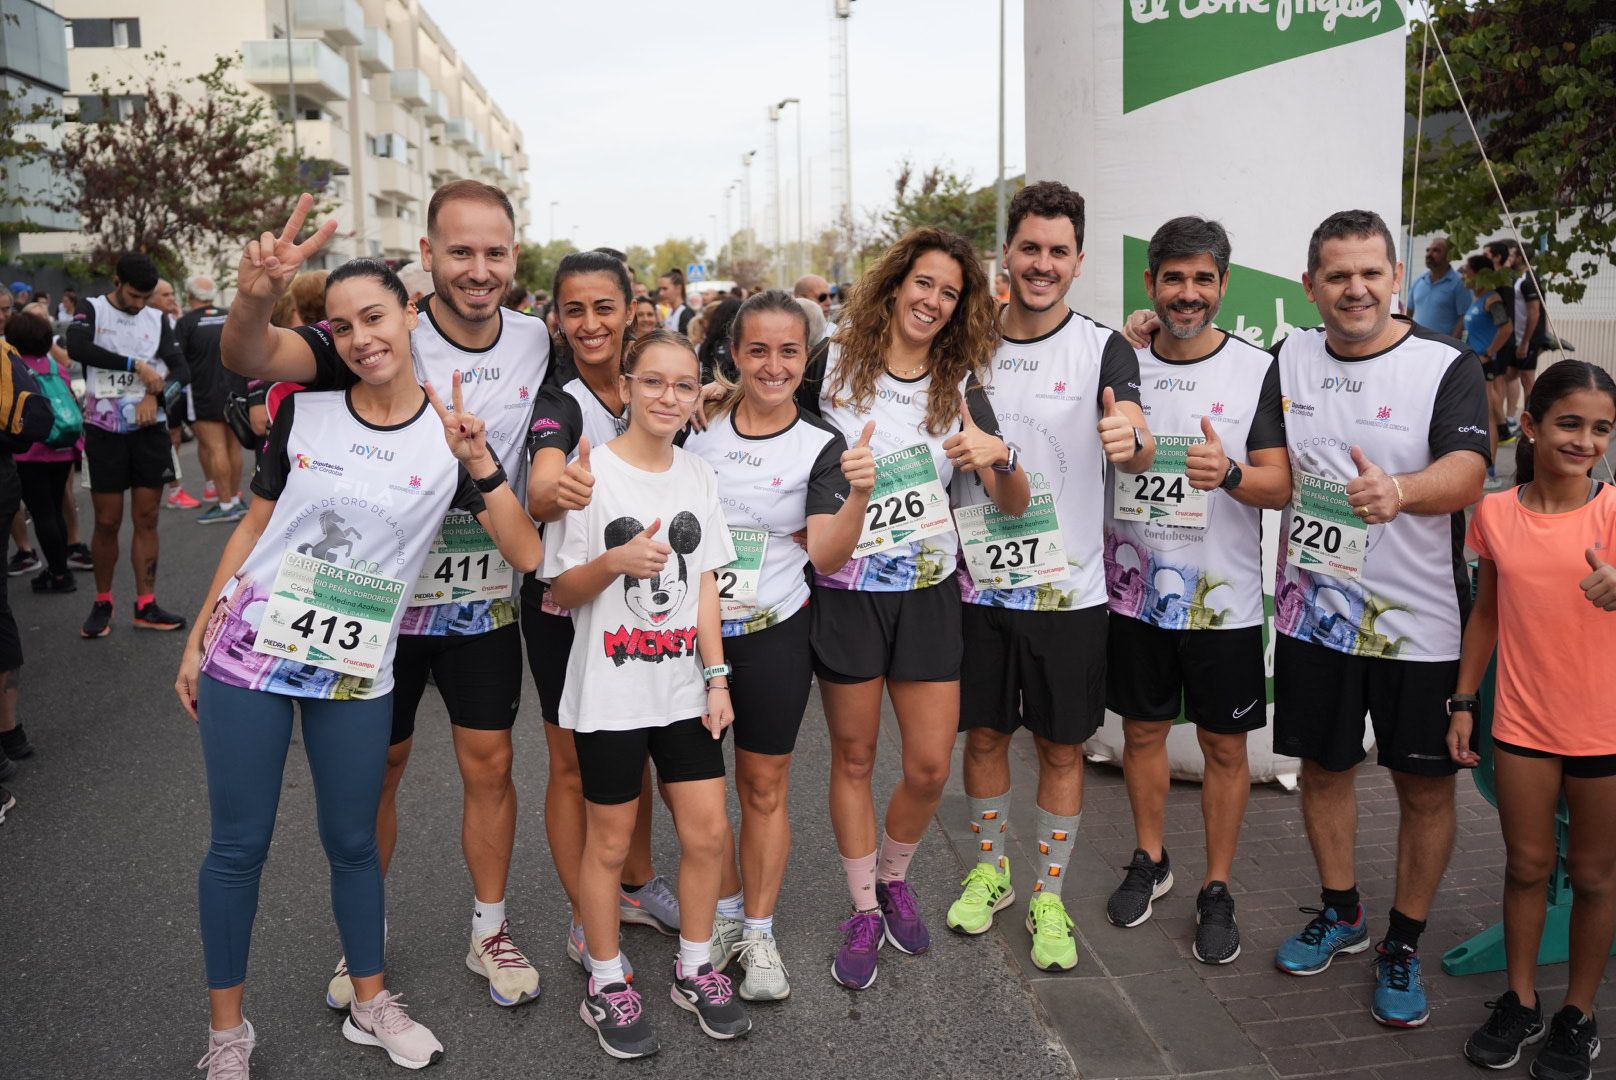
1448, 359, 1616, 1079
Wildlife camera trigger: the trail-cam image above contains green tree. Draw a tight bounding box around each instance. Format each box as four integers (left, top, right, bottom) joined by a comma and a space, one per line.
516, 237, 578, 297
881, 160, 1008, 252
50, 53, 324, 279
1405, 0, 1615, 302
651, 237, 709, 284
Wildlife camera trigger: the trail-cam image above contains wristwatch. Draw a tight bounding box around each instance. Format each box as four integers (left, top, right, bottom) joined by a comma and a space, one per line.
1219, 460, 1244, 491
1445, 693, 1480, 716
702, 663, 733, 686
1132, 427, 1145, 455
992, 441, 1020, 474
473, 463, 508, 493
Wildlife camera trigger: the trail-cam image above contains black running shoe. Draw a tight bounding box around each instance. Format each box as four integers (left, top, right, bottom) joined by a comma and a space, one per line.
0, 724, 35, 760
1106, 848, 1173, 927
1193, 881, 1241, 964
579, 979, 658, 1060
30, 569, 75, 594
1464, 990, 1545, 1069
7, 549, 40, 576
1531, 1005, 1600, 1080
133, 599, 186, 631
81, 599, 113, 639
671, 959, 751, 1040
0, 749, 14, 783
66, 543, 93, 571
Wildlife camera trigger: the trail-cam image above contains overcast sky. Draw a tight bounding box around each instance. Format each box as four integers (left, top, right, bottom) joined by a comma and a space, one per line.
423, 0, 1027, 254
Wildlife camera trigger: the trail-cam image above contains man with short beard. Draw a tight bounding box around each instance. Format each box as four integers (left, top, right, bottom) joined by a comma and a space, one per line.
222, 181, 552, 1012
1407, 237, 1468, 338
1099, 217, 1291, 965
946, 180, 1155, 973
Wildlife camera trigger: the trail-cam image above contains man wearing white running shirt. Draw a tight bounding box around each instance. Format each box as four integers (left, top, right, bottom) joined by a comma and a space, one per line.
222, 182, 549, 1011
946, 181, 1155, 973
1101, 218, 1291, 966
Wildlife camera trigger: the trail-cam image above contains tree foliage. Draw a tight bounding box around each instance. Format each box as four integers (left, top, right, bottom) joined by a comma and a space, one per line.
1405, 0, 1615, 302
515, 237, 578, 296
881, 160, 1004, 252
50, 53, 325, 279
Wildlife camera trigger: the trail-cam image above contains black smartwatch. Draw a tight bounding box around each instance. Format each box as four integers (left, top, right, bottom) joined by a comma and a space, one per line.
473, 463, 508, 493
992, 441, 1020, 474
1445, 693, 1481, 716
1219, 460, 1244, 491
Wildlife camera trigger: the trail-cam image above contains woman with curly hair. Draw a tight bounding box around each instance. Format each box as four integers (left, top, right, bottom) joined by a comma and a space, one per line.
803, 226, 1028, 989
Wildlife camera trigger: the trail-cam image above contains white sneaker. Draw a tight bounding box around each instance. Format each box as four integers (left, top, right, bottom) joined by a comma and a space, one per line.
196, 1020, 255, 1079
734, 929, 791, 1001
326, 955, 353, 1010
343, 990, 444, 1070
709, 913, 745, 972
465, 920, 540, 1006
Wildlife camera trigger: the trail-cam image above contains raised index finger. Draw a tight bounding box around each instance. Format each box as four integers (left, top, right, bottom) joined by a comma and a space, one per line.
423, 380, 450, 422
279, 193, 313, 246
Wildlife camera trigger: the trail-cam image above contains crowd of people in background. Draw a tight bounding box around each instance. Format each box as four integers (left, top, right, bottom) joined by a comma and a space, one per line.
0, 180, 1608, 1080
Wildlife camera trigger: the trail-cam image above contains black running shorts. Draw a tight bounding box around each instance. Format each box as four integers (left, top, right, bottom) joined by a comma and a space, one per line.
810, 577, 962, 684
960, 602, 1106, 745
1105, 615, 1267, 735
389, 623, 523, 746
573, 717, 727, 805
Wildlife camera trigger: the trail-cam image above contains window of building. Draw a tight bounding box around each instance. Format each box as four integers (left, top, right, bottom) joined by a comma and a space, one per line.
65, 18, 140, 48
74, 94, 147, 122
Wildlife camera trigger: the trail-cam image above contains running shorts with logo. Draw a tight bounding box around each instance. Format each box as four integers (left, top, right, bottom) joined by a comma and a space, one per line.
85, 423, 175, 492
1105, 616, 1265, 735
389, 624, 523, 745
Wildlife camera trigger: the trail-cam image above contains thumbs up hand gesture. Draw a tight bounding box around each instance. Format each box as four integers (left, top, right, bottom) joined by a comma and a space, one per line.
943, 390, 1010, 474
607, 517, 674, 580
557, 436, 596, 512
1580, 546, 1616, 611
1186, 414, 1230, 491
1344, 445, 1401, 525
1097, 387, 1137, 464
840, 420, 877, 495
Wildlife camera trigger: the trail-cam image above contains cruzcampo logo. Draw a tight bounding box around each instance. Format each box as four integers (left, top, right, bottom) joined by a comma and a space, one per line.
1123, 235, 1317, 351
1123, 0, 1403, 112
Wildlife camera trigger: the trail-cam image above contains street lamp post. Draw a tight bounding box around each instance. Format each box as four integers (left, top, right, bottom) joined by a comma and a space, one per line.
777, 97, 803, 280
549, 200, 559, 244
994, 0, 1006, 270
768, 104, 783, 285
741, 151, 756, 260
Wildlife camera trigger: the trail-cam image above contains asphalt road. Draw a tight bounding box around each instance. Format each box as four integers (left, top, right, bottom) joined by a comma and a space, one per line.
0, 441, 1075, 1079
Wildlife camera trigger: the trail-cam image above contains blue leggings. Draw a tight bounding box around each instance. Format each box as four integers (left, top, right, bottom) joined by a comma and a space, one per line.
197, 675, 391, 990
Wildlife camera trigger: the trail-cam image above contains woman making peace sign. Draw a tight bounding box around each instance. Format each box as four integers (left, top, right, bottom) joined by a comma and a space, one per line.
175, 257, 540, 1078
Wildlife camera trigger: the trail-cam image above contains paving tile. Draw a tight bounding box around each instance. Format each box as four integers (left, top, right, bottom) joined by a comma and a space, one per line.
1032, 977, 1171, 1079
1113, 970, 1267, 1073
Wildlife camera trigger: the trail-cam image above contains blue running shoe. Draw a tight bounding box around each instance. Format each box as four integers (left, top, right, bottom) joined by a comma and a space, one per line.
1274, 905, 1370, 975
1371, 940, 1430, 1027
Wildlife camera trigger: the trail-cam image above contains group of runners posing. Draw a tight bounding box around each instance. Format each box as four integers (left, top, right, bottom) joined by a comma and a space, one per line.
171, 178, 1614, 1080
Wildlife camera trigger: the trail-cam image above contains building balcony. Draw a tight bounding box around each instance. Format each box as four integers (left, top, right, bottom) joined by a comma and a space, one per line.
243, 39, 348, 104
371, 156, 420, 203
295, 118, 351, 173
293, 0, 365, 48
443, 117, 474, 150
376, 214, 419, 257
358, 25, 393, 74
424, 89, 449, 125
388, 68, 430, 109
514, 151, 529, 171
0, 0, 69, 92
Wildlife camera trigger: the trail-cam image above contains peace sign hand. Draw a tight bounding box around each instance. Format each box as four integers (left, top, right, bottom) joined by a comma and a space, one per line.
239, 193, 340, 304
426, 372, 493, 469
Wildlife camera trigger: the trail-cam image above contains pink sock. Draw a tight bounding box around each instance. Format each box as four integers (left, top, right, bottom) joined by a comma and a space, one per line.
877, 833, 919, 883
96, 592, 113, 604
136, 593, 155, 609
840, 849, 878, 911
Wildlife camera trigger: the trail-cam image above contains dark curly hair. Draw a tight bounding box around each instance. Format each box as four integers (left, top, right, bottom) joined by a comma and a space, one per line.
1007, 180, 1087, 253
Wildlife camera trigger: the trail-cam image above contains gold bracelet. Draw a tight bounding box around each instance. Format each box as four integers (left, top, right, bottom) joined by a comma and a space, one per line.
1391, 475, 1405, 513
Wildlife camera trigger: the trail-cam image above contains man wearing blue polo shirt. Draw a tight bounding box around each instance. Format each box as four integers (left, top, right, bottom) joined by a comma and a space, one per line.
1407, 238, 1469, 337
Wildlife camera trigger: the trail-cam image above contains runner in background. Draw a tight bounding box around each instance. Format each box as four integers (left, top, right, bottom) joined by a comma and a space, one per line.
1102, 217, 1288, 967
944, 182, 1153, 974
152, 279, 200, 512
544, 330, 749, 1058
526, 251, 679, 977
1459, 254, 1513, 490
1450, 361, 1616, 1079
177, 256, 541, 1078
803, 226, 1028, 990
631, 296, 661, 339
221, 185, 550, 1012
685, 290, 872, 1000
174, 277, 246, 524
64, 253, 191, 638
660, 269, 694, 335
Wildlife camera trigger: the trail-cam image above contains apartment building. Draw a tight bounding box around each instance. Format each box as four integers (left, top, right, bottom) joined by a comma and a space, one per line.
20, 0, 531, 265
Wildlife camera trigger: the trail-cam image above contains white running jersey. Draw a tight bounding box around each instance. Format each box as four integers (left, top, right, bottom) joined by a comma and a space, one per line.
1105, 333, 1284, 630
956, 311, 1141, 611
199, 391, 483, 700
1274, 321, 1490, 660
684, 407, 850, 636
83, 295, 170, 433
812, 343, 1002, 592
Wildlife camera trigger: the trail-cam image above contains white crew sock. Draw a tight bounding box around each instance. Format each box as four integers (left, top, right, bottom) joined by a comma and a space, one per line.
588, 951, 625, 988
678, 935, 709, 973
472, 896, 506, 940
716, 890, 745, 919
743, 913, 774, 937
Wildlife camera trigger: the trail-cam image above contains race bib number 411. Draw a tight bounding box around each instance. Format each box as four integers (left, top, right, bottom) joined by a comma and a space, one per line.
255, 552, 407, 677
411, 511, 513, 606
1287, 472, 1367, 580
856, 444, 954, 557
1112, 434, 1207, 527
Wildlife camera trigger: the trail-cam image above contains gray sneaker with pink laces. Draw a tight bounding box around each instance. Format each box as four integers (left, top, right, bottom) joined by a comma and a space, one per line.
196, 1020, 254, 1079
342, 990, 444, 1069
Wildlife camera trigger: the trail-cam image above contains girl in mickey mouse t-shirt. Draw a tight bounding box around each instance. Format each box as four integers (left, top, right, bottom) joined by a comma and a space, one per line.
541, 329, 749, 1058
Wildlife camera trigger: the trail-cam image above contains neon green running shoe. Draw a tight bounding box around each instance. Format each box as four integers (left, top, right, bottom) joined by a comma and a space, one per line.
946, 858, 1015, 935
1026, 892, 1078, 971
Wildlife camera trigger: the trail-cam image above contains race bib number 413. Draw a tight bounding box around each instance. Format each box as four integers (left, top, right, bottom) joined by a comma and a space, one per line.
856, 444, 954, 557
1287, 472, 1367, 580
1112, 434, 1207, 527
411, 511, 513, 606
255, 552, 407, 677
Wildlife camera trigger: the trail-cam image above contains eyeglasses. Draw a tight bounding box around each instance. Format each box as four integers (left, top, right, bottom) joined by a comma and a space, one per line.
816, 292, 830, 302
623, 373, 701, 402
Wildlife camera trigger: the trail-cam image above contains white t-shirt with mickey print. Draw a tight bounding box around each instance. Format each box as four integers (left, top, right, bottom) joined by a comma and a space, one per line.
539, 442, 735, 733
